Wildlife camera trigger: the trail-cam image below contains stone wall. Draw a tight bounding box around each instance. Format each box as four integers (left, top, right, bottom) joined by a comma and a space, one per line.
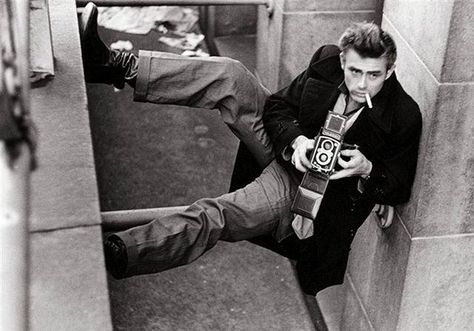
256, 0, 378, 92
256, 0, 474, 329
342, 0, 474, 329
213, 5, 257, 36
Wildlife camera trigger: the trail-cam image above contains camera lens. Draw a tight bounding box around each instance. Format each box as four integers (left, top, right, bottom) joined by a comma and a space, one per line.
323, 140, 333, 150
316, 151, 331, 165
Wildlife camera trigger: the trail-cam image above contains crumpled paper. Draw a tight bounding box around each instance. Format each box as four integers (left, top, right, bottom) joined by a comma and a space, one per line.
159, 33, 204, 50
97, 6, 198, 35
110, 40, 133, 51
97, 6, 204, 50
181, 49, 209, 57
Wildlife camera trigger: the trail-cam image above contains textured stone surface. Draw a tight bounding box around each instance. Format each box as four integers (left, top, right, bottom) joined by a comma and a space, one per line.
30, 165, 101, 231
278, 11, 375, 88
340, 278, 373, 331
214, 5, 257, 36
214, 34, 257, 72
383, 0, 454, 82
30, 0, 101, 231
344, 215, 378, 301
443, 0, 474, 82
29, 226, 112, 331
257, 4, 284, 92
413, 83, 474, 237
346, 213, 411, 331
257, 1, 376, 91
398, 235, 474, 330
386, 13, 474, 237
28, 1, 111, 330
382, 17, 439, 236
316, 285, 344, 331
384, 0, 474, 83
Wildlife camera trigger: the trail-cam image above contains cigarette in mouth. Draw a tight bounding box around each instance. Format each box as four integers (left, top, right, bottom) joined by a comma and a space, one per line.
365, 93, 373, 109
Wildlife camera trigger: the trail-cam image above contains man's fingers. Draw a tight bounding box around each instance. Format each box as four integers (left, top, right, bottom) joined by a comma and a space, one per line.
340, 148, 358, 157
299, 153, 312, 169
293, 157, 308, 173
337, 156, 350, 169
330, 169, 351, 180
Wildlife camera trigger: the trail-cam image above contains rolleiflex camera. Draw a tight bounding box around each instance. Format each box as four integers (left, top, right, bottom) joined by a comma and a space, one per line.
291, 111, 355, 220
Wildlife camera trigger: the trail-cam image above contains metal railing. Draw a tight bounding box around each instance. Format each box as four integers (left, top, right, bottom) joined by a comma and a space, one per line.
102, 206, 187, 231
76, 0, 274, 15
102, 205, 394, 231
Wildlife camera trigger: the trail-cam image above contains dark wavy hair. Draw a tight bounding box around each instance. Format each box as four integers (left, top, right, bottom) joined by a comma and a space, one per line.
339, 22, 397, 69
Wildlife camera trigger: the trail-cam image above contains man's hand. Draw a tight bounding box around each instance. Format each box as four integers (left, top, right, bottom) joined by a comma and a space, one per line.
330, 149, 372, 180
291, 135, 315, 173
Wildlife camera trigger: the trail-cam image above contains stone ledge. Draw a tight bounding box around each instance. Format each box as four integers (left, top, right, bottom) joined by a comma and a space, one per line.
29, 226, 112, 331
28, 0, 111, 330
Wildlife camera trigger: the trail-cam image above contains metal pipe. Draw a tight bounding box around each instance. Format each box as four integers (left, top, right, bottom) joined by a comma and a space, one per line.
101, 206, 187, 231
76, 0, 274, 15
103, 204, 395, 232
77, 0, 270, 7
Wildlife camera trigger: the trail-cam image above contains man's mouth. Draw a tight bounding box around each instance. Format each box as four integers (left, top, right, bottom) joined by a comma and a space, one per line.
352, 92, 366, 98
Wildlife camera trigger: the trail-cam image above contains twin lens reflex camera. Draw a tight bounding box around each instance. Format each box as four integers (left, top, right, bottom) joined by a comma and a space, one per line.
291, 111, 356, 220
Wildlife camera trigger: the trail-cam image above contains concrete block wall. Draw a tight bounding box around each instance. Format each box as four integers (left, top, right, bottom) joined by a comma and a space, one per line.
340, 0, 474, 330
256, 0, 378, 92
256, 0, 473, 329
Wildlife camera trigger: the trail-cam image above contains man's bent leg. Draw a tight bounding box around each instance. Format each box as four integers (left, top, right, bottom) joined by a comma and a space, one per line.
107, 160, 297, 278
134, 51, 274, 167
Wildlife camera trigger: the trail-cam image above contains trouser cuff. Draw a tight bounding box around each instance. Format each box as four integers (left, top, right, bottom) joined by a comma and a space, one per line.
134, 50, 153, 102
114, 230, 140, 277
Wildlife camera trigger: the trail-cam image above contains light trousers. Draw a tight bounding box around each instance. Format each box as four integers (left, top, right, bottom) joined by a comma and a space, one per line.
114, 51, 299, 277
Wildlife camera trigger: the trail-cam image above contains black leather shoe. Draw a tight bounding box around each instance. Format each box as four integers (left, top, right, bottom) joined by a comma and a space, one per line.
103, 235, 128, 278
79, 2, 138, 89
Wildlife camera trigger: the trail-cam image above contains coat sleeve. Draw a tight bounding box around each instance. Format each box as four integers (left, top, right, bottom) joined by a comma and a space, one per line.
263, 46, 331, 156
362, 106, 422, 205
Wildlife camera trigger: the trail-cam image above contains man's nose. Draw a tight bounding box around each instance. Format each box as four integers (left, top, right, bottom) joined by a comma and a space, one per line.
358, 74, 368, 89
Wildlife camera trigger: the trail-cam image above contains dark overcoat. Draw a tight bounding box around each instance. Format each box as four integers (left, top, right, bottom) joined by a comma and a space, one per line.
261, 44, 422, 294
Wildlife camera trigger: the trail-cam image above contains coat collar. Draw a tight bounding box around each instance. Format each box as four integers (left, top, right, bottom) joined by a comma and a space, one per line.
310, 53, 398, 134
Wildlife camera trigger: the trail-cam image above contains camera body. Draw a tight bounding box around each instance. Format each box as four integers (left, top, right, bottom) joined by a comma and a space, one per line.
291, 111, 349, 220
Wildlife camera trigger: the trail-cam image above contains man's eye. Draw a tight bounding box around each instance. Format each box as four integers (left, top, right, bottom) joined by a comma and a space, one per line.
370, 73, 381, 79
351, 69, 361, 75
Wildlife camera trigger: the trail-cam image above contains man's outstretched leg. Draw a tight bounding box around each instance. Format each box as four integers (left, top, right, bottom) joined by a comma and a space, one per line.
79, 2, 274, 167
104, 160, 299, 278
79, 3, 138, 89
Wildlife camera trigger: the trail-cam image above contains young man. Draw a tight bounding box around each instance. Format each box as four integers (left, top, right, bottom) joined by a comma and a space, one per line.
80, 3, 422, 295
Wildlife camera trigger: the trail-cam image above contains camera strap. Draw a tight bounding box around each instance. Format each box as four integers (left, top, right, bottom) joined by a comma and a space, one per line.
333, 93, 364, 132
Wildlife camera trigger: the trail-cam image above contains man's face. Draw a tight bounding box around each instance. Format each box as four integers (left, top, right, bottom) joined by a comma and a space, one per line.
340, 48, 395, 105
